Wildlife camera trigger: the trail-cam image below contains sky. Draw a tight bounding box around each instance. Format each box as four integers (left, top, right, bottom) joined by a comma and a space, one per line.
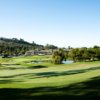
0, 0, 100, 48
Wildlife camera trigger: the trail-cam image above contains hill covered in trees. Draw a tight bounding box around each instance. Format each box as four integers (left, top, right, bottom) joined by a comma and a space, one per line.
0, 37, 58, 56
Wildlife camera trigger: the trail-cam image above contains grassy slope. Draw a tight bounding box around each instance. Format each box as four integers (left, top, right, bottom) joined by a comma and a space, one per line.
0, 56, 100, 88
0, 56, 100, 99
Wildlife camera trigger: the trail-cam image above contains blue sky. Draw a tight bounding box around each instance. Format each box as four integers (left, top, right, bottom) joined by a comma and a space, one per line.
0, 0, 100, 47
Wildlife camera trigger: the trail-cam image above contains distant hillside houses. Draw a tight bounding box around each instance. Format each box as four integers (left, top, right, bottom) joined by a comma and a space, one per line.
25, 50, 52, 56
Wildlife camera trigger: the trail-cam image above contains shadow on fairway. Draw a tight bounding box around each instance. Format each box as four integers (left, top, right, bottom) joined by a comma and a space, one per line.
0, 76, 100, 100
0, 65, 47, 70
0, 66, 100, 83
34, 66, 100, 78
29, 65, 47, 69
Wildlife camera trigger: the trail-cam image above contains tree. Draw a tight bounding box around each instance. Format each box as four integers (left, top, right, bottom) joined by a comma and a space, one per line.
68, 48, 78, 61
52, 49, 67, 64
94, 47, 100, 60
45, 44, 58, 50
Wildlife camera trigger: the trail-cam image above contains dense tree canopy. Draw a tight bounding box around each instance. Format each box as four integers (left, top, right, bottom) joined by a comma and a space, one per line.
0, 37, 100, 64
52, 49, 68, 64
52, 46, 100, 64
68, 46, 100, 62
0, 37, 58, 56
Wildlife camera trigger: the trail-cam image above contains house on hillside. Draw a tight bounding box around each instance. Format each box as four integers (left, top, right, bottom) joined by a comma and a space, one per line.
25, 50, 52, 56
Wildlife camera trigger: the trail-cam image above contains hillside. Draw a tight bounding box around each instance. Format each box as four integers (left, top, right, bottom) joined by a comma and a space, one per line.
0, 37, 42, 47
0, 37, 43, 56
0, 37, 58, 56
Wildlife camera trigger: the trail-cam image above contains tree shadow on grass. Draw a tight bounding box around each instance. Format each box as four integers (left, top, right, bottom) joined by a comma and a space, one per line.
28, 65, 47, 69
0, 66, 100, 80
0, 65, 47, 70
33, 66, 100, 78
0, 78, 25, 84
0, 76, 100, 100
0, 80, 13, 84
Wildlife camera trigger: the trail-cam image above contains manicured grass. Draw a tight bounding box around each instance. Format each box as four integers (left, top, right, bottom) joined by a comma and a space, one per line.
0, 55, 51, 64
0, 56, 100, 99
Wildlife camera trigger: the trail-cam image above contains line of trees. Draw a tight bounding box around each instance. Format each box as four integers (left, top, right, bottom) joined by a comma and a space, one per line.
1, 37, 100, 64
52, 46, 100, 64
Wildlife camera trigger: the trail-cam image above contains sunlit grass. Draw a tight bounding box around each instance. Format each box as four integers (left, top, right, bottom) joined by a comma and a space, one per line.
0, 56, 100, 99
0, 56, 100, 88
